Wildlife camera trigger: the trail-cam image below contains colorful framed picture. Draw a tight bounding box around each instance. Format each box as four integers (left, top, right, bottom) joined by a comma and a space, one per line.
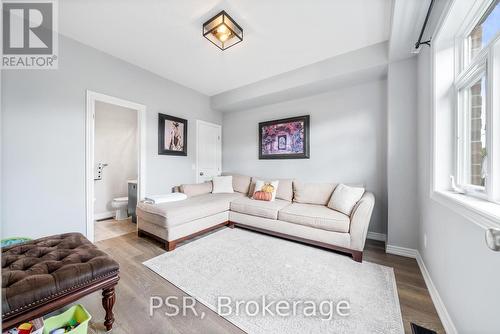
158, 113, 187, 156
259, 115, 310, 159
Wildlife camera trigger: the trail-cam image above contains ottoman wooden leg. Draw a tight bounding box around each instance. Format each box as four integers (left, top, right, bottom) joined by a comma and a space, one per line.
102, 286, 116, 331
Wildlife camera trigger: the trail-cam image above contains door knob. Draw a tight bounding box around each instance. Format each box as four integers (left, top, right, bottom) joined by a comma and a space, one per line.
486, 228, 500, 251
199, 172, 204, 176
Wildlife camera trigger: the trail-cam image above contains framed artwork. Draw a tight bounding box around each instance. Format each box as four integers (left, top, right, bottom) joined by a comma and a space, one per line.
158, 113, 188, 156
259, 115, 310, 159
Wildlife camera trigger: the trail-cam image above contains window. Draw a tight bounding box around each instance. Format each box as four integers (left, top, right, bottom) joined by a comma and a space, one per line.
465, 0, 500, 64
457, 74, 487, 191
454, 0, 500, 202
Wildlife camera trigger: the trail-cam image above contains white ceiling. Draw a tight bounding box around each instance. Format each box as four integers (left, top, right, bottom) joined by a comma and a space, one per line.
59, 0, 392, 96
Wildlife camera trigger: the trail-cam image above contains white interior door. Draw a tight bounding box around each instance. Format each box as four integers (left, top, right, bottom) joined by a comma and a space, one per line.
196, 120, 222, 183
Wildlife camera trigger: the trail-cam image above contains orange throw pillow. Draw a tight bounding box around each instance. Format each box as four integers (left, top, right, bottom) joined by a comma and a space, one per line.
252, 180, 279, 201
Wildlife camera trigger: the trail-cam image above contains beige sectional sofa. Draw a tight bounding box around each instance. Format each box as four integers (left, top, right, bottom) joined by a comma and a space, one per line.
137, 174, 375, 262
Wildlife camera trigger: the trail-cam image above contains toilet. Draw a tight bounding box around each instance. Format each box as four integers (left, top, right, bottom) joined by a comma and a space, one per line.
111, 197, 128, 220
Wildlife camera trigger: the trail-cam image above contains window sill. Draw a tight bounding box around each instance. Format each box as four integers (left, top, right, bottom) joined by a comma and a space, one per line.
431, 190, 500, 229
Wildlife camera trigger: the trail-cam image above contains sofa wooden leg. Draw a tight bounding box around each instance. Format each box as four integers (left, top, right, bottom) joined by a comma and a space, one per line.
102, 286, 116, 331
352, 251, 363, 263
137, 229, 145, 237
227, 221, 235, 229
166, 241, 176, 251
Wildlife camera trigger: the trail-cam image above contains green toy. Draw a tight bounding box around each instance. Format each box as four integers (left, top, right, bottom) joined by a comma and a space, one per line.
1, 237, 31, 248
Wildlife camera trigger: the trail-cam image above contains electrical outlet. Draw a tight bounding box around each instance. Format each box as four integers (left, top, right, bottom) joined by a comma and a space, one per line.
424, 233, 427, 249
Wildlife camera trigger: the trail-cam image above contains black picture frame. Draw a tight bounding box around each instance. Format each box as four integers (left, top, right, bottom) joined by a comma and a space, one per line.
258, 115, 310, 159
158, 113, 188, 156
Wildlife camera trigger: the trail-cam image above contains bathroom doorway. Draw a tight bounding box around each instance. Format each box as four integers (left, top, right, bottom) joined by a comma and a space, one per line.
85, 91, 146, 242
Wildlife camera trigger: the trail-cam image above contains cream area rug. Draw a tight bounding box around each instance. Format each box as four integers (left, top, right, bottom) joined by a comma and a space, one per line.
144, 228, 404, 334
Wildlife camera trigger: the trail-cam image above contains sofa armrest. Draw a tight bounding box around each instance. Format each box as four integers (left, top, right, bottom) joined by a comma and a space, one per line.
349, 192, 375, 251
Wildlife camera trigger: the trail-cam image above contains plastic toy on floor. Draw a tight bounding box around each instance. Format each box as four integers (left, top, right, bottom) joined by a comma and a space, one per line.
3, 319, 44, 334
17, 323, 33, 334
0, 237, 31, 248
42, 304, 91, 334
49, 319, 80, 334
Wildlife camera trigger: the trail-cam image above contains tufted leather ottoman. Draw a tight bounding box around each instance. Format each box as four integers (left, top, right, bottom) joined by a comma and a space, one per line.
2, 233, 119, 331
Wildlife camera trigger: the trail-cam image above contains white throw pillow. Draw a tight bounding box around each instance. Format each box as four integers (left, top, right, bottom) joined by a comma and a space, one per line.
328, 184, 365, 215
252, 180, 279, 201
212, 176, 234, 194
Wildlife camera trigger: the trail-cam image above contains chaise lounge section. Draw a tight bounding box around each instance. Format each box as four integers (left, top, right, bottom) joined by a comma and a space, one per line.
137, 191, 244, 250
137, 174, 375, 262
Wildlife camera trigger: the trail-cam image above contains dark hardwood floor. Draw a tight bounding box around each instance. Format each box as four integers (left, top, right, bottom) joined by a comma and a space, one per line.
80, 229, 444, 334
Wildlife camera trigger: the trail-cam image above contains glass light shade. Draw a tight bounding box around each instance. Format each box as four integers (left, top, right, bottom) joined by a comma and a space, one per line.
203, 11, 243, 50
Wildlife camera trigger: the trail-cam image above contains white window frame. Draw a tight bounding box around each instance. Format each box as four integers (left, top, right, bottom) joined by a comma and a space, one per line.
454, 61, 487, 198
430, 0, 500, 230
457, 0, 500, 70
453, 0, 500, 203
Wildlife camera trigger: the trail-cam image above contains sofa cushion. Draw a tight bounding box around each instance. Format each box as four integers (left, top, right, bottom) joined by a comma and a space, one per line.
223, 173, 251, 194
328, 184, 365, 216
293, 181, 337, 205
230, 197, 291, 220
212, 176, 234, 194
180, 182, 212, 197
275, 179, 293, 201
278, 203, 350, 233
137, 193, 243, 228
252, 179, 279, 201
248, 177, 294, 201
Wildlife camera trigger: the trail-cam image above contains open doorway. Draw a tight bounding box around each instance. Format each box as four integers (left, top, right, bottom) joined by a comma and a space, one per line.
86, 91, 146, 242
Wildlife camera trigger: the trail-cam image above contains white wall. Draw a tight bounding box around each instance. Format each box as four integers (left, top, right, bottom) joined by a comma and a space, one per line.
94, 101, 137, 216
222, 80, 388, 234
1, 36, 221, 239
387, 57, 419, 249
418, 45, 500, 333
211, 42, 388, 112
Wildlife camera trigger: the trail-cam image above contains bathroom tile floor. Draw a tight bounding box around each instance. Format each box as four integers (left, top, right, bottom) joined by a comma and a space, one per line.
94, 217, 137, 242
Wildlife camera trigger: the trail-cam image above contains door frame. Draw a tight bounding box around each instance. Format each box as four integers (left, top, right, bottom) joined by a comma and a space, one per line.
196, 120, 222, 183
85, 90, 147, 242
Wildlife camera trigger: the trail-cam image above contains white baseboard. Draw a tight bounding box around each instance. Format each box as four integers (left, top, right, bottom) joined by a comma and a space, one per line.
384, 244, 457, 333
385, 244, 418, 258
416, 252, 458, 334
367, 231, 387, 242
94, 211, 114, 221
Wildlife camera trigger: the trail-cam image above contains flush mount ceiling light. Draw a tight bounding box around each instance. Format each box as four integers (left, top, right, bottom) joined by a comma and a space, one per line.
203, 10, 243, 50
